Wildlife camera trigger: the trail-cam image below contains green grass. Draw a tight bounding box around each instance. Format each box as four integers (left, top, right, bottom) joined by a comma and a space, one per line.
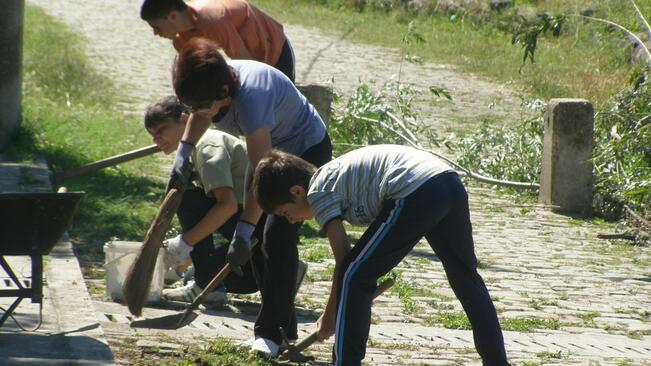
113, 336, 283, 366
501, 316, 561, 332
301, 245, 332, 262
252, 0, 645, 108
436, 311, 472, 330
6, 5, 166, 263
175, 339, 283, 366
429, 311, 563, 332
577, 310, 601, 323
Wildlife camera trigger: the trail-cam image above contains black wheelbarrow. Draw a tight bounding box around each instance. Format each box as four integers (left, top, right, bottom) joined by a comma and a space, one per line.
0, 192, 84, 327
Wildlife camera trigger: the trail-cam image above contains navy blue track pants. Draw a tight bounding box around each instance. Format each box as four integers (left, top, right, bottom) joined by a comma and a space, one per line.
333, 172, 509, 366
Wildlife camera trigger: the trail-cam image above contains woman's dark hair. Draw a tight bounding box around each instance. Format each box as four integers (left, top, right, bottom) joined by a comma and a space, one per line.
173, 37, 237, 108
140, 0, 188, 21
144, 95, 190, 129
252, 150, 317, 213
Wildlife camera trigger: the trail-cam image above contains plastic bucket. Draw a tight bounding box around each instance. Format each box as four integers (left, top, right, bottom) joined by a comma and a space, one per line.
103, 241, 165, 303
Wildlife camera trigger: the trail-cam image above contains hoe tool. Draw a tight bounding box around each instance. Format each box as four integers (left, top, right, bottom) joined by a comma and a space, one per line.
279, 277, 395, 362
130, 238, 258, 330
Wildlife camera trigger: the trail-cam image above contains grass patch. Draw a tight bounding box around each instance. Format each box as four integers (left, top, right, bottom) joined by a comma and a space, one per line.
536, 350, 563, 361
253, 0, 637, 107
501, 317, 561, 332
436, 311, 472, 330
301, 245, 332, 263
113, 336, 282, 366
177, 338, 283, 366
383, 271, 451, 315
528, 298, 560, 310
577, 311, 601, 324
9, 5, 166, 265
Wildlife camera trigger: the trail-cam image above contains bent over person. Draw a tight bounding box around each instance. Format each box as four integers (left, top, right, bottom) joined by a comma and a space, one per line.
144, 95, 261, 304
169, 37, 332, 356
140, 0, 296, 82
252, 146, 511, 366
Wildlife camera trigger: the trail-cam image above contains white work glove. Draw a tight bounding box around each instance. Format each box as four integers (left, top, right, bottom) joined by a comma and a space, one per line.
164, 234, 193, 267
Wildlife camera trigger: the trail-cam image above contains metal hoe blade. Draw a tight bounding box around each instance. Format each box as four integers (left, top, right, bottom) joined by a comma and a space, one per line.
129, 238, 258, 330
130, 311, 198, 330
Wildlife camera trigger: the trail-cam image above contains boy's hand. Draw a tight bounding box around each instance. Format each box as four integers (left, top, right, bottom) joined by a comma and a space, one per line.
166, 141, 195, 192
164, 234, 193, 267
227, 221, 255, 276
316, 311, 336, 341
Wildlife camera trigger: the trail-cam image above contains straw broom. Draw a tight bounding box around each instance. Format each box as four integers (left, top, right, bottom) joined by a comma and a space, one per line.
123, 187, 183, 316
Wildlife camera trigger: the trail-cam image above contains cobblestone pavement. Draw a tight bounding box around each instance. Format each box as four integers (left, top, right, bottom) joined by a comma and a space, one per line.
26, 1, 651, 365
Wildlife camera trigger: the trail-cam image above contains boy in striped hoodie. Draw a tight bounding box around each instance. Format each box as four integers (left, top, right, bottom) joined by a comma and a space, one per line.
251, 145, 510, 366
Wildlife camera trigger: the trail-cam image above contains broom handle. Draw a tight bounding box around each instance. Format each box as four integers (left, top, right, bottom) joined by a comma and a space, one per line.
188, 238, 259, 311
293, 277, 395, 353
51, 144, 160, 183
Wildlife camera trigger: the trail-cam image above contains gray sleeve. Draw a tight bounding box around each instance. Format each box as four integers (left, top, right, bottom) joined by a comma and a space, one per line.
307, 191, 343, 230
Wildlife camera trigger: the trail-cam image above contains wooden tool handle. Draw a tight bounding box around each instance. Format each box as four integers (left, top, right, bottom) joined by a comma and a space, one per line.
124, 187, 183, 316
189, 238, 259, 311
51, 144, 160, 183
293, 277, 395, 353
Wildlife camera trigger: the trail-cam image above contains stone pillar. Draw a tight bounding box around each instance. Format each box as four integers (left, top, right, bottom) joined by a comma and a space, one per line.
0, 0, 25, 149
297, 84, 333, 127
539, 99, 594, 216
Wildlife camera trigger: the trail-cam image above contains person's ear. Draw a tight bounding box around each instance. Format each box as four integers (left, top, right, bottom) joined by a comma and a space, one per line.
290, 185, 305, 199
167, 11, 177, 23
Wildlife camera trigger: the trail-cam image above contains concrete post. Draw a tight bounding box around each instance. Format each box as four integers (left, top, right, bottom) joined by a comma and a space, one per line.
297, 84, 333, 126
0, 0, 25, 149
539, 99, 594, 216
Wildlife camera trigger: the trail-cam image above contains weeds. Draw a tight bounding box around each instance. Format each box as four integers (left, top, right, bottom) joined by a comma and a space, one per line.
500, 317, 560, 332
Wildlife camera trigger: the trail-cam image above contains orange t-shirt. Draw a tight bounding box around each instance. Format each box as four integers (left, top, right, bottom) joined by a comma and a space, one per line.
173, 0, 285, 65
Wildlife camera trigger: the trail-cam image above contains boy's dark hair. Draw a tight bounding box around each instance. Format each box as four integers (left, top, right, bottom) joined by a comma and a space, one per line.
253, 150, 317, 213
144, 95, 190, 129
173, 37, 238, 108
140, 0, 188, 21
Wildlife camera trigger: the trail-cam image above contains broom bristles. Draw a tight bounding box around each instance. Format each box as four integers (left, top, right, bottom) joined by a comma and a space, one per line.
123, 188, 182, 316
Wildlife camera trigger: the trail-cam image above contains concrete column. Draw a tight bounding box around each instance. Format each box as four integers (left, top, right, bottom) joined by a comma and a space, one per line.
0, 0, 25, 149
539, 99, 594, 216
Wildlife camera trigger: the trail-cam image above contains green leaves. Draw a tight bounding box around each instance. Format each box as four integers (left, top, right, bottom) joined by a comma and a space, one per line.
593, 77, 651, 220
401, 20, 425, 46
329, 81, 448, 156
429, 86, 452, 100
454, 101, 545, 187
510, 13, 565, 66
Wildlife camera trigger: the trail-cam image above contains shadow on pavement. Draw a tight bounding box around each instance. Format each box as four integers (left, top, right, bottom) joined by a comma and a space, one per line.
0, 329, 112, 364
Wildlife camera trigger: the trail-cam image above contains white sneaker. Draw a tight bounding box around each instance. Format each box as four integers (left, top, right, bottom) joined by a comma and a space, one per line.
251, 337, 281, 357
238, 337, 256, 347
162, 281, 226, 305
295, 260, 308, 295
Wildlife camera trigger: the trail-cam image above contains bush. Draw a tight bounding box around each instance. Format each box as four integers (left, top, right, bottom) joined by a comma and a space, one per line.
593, 72, 651, 220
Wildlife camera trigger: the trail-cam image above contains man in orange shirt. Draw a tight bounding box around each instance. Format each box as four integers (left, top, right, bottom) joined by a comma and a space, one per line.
141, 0, 295, 82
